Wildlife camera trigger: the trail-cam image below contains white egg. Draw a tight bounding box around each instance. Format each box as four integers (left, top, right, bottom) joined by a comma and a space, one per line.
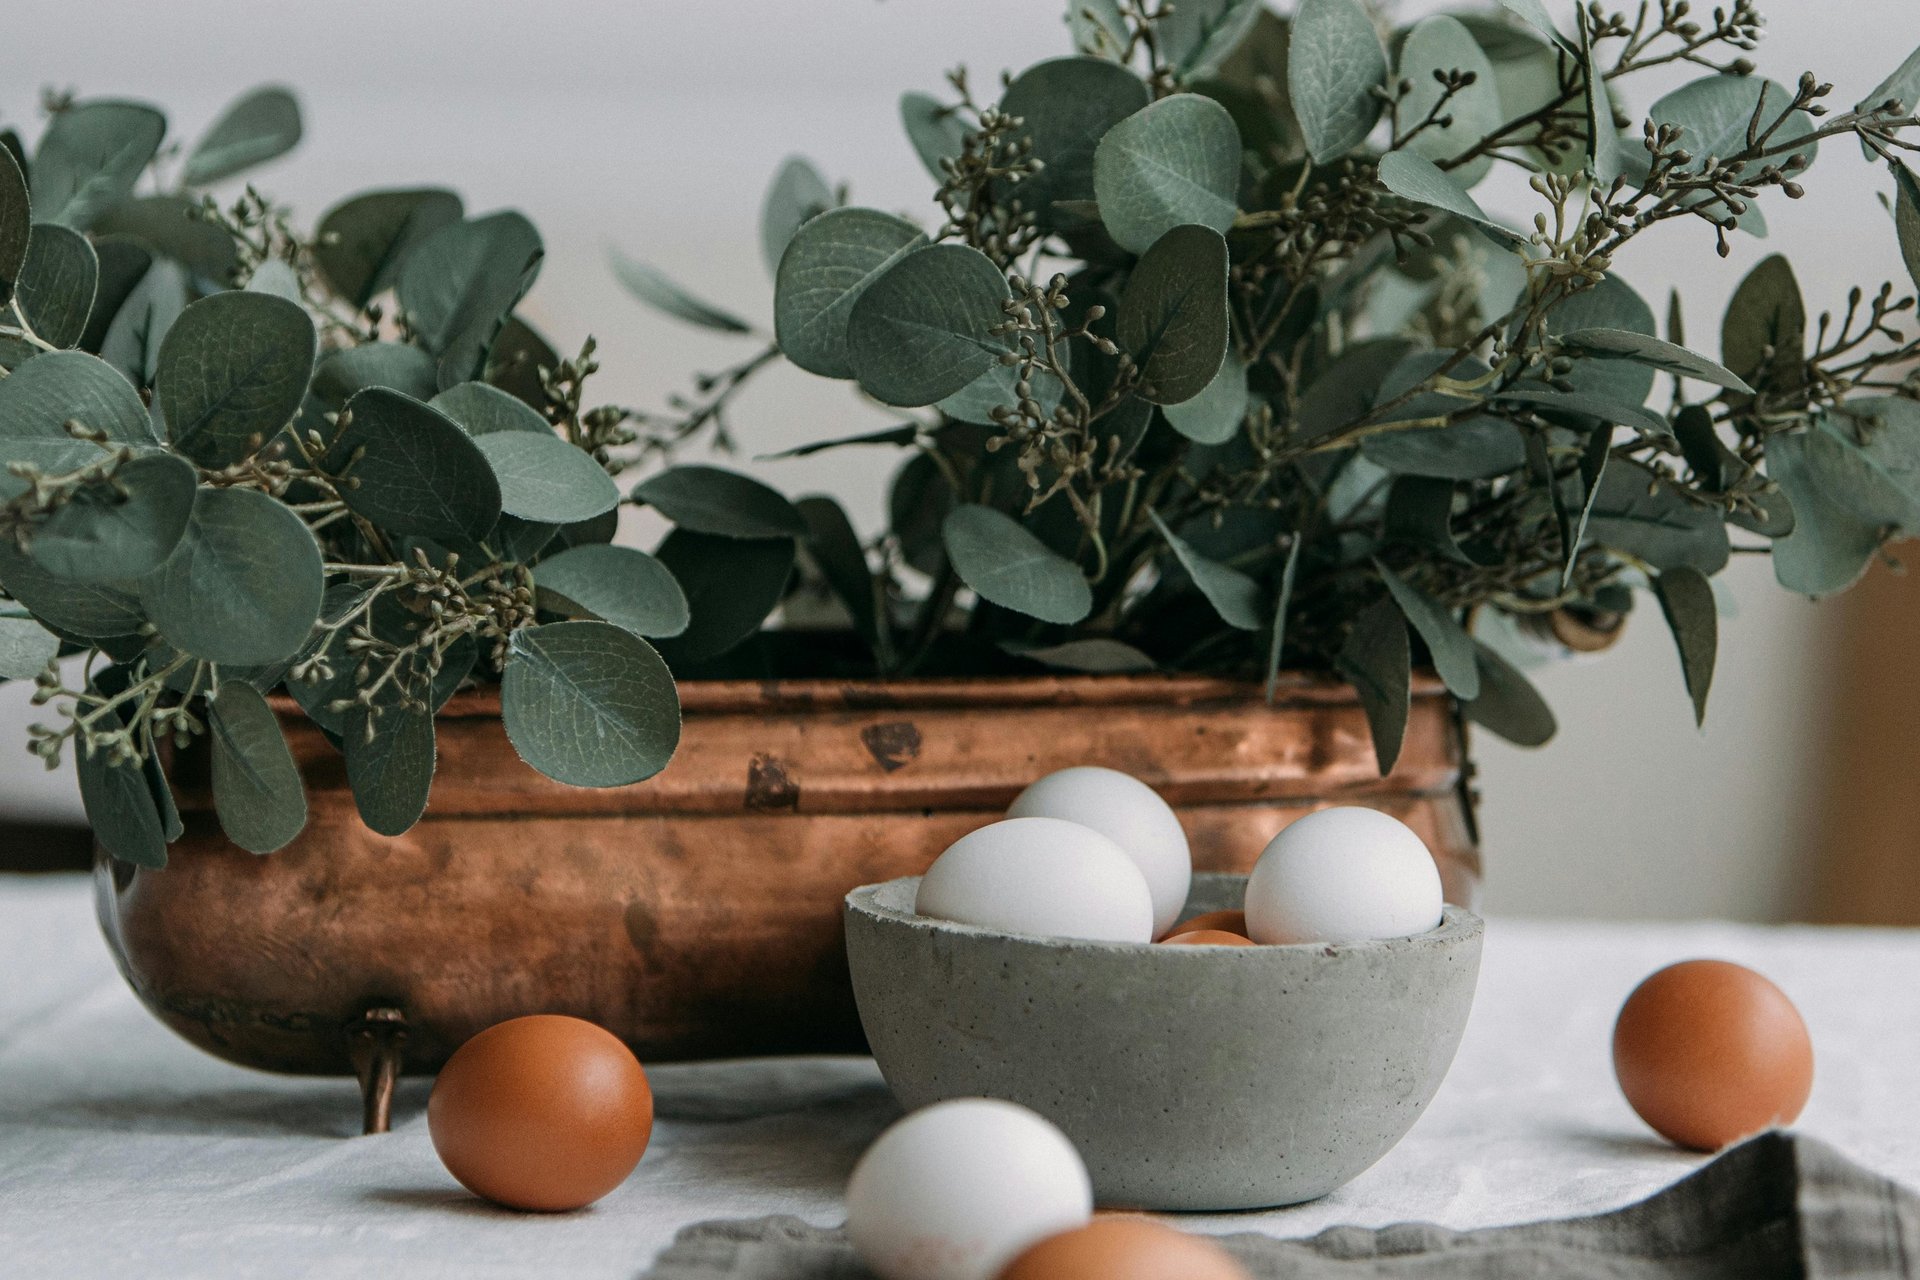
915, 817, 1155, 943
1007, 765, 1192, 938
1244, 807, 1443, 944
846, 1098, 1093, 1280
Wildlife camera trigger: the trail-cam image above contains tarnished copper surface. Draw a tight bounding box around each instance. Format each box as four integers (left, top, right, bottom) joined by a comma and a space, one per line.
95, 674, 1479, 1084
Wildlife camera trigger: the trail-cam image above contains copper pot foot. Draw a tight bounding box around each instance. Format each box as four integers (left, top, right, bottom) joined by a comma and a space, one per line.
347, 1007, 408, 1136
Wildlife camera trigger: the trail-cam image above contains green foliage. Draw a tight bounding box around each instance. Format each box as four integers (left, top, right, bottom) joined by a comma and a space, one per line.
1288, 0, 1386, 161
500, 621, 680, 787
1092, 93, 1239, 253
158, 291, 316, 466
183, 87, 302, 187
942, 503, 1092, 624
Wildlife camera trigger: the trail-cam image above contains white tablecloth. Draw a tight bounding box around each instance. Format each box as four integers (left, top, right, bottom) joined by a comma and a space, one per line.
2, 872, 1915, 1278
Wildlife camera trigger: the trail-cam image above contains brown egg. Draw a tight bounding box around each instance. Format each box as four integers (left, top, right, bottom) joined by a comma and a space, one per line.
1612, 959, 1814, 1152
998, 1218, 1251, 1280
428, 1014, 654, 1211
1161, 909, 1248, 941
1159, 929, 1255, 947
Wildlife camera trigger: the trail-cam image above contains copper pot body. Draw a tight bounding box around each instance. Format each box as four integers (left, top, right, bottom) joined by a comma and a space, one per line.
96, 675, 1480, 1077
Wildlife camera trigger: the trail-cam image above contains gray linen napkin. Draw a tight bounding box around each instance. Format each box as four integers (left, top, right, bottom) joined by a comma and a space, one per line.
643, 1133, 1920, 1278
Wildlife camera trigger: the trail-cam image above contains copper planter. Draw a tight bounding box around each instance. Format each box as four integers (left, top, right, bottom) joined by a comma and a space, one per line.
96, 674, 1479, 1128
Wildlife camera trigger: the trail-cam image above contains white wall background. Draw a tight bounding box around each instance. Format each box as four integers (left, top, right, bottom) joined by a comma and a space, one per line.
1, 0, 1908, 919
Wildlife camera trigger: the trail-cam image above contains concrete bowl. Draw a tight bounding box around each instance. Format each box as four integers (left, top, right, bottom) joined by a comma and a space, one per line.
844, 872, 1483, 1210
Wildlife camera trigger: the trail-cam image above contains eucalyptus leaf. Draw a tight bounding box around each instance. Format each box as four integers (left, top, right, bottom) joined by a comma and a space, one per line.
1383, 475, 1475, 565
1363, 352, 1526, 480
1066, 0, 1130, 59
31, 100, 166, 230
653, 531, 796, 663
1577, 11, 1621, 186
1336, 596, 1411, 774
846, 243, 1012, 407
796, 495, 882, 654
99, 258, 187, 387
208, 681, 307, 854
1289, 0, 1388, 162
429, 379, 549, 437
1649, 75, 1819, 192
1894, 162, 1920, 295
1163, 351, 1247, 443
344, 700, 435, 837
1150, 509, 1263, 629
0, 349, 154, 500
313, 187, 463, 309
760, 155, 834, 276
158, 290, 317, 467
1858, 44, 1920, 157
0, 615, 60, 679
1537, 273, 1658, 404
77, 741, 167, 868
1158, 0, 1265, 76
0, 540, 144, 638
1296, 337, 1418, 441
140, 486, 324, 666
0, 143, 28, 307
1091, 93, 1240, 253
1767, 430, 1884, 596
484, 313, 560, 410
774, 207, 929, 380
1654, 565, 1716, 727
1376, 151, 1525, 248
245, 258, 303, 304
14, 222, 96, 347
942, 504, 1092, 625
1376, 561, 1480, 700
758, 422, 919, 460
1262, 534, 1303, 703
29, 451, 196, 583
327, 388, 502, 542
610, 248, 751, 333
1396, 16, 1502, 189
315, 342, 439, 406
183, 86, 301, 186
396, 210, 542, 387
1557, 328, 1753, 393
143, 747, 182, 844
1491, 386, 1670, 438
90, 195, 239, 281
534, 543, 690, 639
1116, 223, 1230, 405
1802, 401, 1920, 531
501, 621, 681, 787
1722, 254, 1805, 394
901, 93, 970, 180
1497, 0, 1574, 50
1461, 641, 1556, 746
1004, 57, 1150, 233
1585, 461, 1730, 574
936, 358, 1067, 426
630, 464, 807, 539
476, 431, 620, 524
1007, 637, 1155, 673
78, 237, 152, 355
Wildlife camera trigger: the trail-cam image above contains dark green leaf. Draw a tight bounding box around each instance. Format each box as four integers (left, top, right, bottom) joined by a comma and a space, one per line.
1289, 0, 1387, 161
1159, 0, 1265, 75
1654, 565, 1717, 727
942, 503, 1092, 624
1149, 509, 1263, 629
889, 451, 955, 577
0, 614, 60, 678
775, 207, 929, 380
0, 143, 27, 307
1163, 351, 1247, 443
0, 349, 154, 499
475, 431, 619, 524
327, 388, 502, 542
1376, 561, 1480, 699
1396, 16, 1502, 188
99, 259, 187, 387
314, 342, 438, 406
610, 248, 751, 333
901, 93, 970, 179
1894, 162, 1920, 296
29, 451, 196, 582
0, 539, 143, 637
1492, 386, 1670, 438
1337, 597, 1410, 774
758, 422, 919, 460
1767, 430, 1884, 596
847, 243, 1012, 407
396, 211, 542, 387
1006, 637, 1154, 673
78, 741, 167, 868
630, 464, 806, 539
14, 222, 97, 348
1577, 11, 1620, 186
208, 681, 307, 853
761, 155, 834, 276
1297, 337, 1418, 440
1650, 75, 1819, 194
142, 747, 182, 843
1262, 534, 1303, 703
653, 531, 795, 662
344, 701, 435, 837
1091, 93, 1240, 253
183, 86, 301, 187
1722, 254, 1805, 395
31, 100, 166, 230
484, 313, 558, 410
1377, 151, 1525, 248
501, 620, 681, 787
1585, 460, 1730, 573
1117, 223, 1230, 405
1537, 273, 1658, 404
1005, 57, 1150, 234
1461, 641, 1556, 746
796, 495, 882, 653
1363, 351, 1526, 479
1559, 327, 1752, 393
158, 290, 317, 467
313, 187, 463, 309
78, 237, 152, 355
140, 486, 324, 665
534, 543, 689, 638
430, 379, 550, 436
1563, 422, 1613, 587
90, 195, 238, 281
1384, 475, 1477, 565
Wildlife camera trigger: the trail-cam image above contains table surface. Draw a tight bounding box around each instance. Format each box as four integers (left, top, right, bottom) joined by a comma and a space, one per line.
3, 873, 1915, 1279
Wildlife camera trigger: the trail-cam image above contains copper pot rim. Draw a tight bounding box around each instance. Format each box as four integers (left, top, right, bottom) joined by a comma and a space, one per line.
270, 670, 1450, 720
